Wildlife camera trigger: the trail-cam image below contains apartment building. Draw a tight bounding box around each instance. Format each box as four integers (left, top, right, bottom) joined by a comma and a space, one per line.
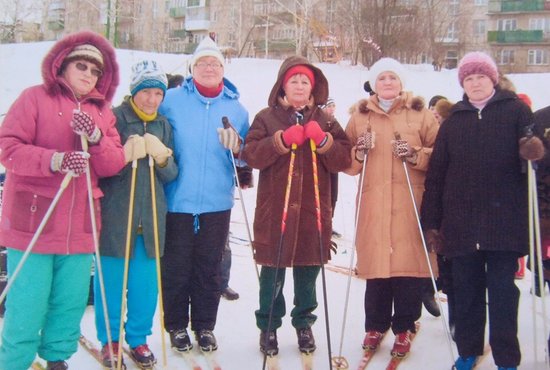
6, 0, 549, 72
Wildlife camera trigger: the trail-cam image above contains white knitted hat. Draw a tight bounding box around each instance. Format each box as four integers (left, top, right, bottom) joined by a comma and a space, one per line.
368, 57, 406, 93
191, 37, 224, 73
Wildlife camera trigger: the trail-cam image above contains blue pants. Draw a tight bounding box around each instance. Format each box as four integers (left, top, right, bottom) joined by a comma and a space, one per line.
94, 236, 158, 348
0, 249, 92, 370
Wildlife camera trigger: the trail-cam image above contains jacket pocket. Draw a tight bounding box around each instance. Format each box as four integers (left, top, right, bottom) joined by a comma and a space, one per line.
11, 191, 55, 234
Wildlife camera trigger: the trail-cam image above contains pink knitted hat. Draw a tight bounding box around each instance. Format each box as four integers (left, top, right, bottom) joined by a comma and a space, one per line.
457, 52, 498, 87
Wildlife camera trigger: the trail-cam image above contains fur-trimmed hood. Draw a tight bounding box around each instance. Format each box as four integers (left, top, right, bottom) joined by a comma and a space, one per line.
348, 92, 425, 115
268, 55, 329, 107
41, 30, 119, 105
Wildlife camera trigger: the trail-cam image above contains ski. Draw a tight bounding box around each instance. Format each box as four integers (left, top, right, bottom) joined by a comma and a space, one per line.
31, 362, 46, 370
356, 330, 388, 370
228, 233, 249, 246
265, 354, 281, 370
200, 350, 222, 370
176, 350, 202, 370
301, 352, 313, 370
385, 322, 421, 370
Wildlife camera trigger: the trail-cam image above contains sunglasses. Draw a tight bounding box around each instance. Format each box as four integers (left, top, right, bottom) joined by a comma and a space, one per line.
74, 61, 103, 78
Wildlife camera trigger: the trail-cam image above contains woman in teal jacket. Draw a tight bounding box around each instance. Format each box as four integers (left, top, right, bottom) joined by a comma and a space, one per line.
94, 59, 178, 369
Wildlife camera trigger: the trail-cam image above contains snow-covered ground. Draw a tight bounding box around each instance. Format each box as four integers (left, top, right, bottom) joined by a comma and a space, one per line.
0, 41, 550, 369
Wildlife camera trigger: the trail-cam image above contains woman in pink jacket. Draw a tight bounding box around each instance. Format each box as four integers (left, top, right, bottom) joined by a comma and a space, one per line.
0, 31, 125, 370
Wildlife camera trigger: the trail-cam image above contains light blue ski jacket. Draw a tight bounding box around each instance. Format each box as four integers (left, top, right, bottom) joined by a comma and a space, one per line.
159, 76, 249, 214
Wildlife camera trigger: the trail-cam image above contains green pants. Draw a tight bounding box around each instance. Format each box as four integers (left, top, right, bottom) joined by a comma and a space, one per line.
256, 265, 320, 331
0, 249, 92, 370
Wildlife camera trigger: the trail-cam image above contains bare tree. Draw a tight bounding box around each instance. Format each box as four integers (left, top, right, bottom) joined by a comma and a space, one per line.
0, 0, 44, 43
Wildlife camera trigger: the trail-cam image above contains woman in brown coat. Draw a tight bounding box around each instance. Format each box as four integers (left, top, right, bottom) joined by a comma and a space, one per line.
345, 57, 439, 358
242, 56, 351, 356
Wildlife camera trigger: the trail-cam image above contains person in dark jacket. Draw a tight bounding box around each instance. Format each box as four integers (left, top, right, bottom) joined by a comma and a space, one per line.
0, 31, 125, 370
94, 59, 178, 369
242, 56, 352, 356
421, 51, 545, 370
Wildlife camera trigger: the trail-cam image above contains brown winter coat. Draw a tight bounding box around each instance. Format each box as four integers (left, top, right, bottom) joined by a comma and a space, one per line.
345, 92, 439, 279
242, 56, 352, 267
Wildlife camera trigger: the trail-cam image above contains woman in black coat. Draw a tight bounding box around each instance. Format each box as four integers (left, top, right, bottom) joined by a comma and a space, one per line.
421, 52, 544, 370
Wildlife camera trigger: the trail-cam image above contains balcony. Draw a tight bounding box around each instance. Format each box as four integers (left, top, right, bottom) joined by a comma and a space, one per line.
488, 0, 546, 13
487, 30, 544, 43
254, 40, 296, 52
169, 7, 186, 18
48, 20, 64, 31
171, 29, 188, 38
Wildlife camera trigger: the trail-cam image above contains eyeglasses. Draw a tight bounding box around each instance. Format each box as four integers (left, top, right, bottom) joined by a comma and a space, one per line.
74, 61, 103, 78
195, 62, 222, 70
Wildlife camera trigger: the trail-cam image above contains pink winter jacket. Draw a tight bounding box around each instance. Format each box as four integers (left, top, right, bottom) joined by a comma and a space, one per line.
0, 31, 125, 254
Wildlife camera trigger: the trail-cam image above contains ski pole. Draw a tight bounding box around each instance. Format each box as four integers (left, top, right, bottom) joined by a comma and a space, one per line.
309, 137, 333, 370
79, 133, 117, 370
0, 172, 72, 305
222, 116, 260, 281
262, 111, 302, 370
332, 128, 370, 370
116, 157, 138, 370
394, 131, 456, 365
528, 159, 549, 367
148, 148, 169, 367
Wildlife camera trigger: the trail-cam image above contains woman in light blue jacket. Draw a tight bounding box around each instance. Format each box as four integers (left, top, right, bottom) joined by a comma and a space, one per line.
158, 37, 249, 353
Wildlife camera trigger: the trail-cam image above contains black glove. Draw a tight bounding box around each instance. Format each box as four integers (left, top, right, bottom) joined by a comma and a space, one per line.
236, 165, 253, 188
424, 229, 443, 253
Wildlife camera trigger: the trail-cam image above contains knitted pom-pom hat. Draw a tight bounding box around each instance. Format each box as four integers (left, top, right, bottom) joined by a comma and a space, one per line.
129, 59, 168, 96
191, 37, 224, 73
458, 51, 498, 87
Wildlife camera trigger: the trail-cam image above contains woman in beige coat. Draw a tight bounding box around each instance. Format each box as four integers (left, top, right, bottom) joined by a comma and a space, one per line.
345, 57, 439, 358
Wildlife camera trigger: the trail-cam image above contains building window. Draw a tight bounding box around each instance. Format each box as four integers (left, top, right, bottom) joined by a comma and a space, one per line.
497, 19, 517, 31
474, 0, 487, 5
497, 50, 515, 65
473, 20, 486, 36
528, 49, 549, 65
449, 0, 459, 16
529, 18, 550, 33
446, 21, 458, 41
187, 0, 200, 7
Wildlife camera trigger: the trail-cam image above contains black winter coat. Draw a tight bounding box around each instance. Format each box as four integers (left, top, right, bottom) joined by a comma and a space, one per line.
421, 88, 532, 258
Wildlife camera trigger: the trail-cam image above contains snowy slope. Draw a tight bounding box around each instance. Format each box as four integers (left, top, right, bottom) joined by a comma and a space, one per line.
0, 42, 549, 370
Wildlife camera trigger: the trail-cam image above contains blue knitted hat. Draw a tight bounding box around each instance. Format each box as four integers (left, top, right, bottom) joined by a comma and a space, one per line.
130, 59, 168, 96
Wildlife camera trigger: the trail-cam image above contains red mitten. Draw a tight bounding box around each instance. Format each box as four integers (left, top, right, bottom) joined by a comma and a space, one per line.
71, 111, 101, 143
60, 151, 90, 175
304, 121, 327, 146
282, 125, 306, 147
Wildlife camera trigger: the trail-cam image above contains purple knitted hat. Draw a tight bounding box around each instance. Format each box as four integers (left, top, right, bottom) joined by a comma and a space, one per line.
458, 52, 498, 87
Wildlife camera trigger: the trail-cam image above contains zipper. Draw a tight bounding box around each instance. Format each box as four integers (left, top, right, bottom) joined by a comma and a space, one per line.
477, 110, 482, 120
476, 242, 481, 250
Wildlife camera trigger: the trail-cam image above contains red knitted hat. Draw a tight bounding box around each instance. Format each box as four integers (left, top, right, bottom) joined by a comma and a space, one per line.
458, 52, 498, 87
283, 65, 315, 88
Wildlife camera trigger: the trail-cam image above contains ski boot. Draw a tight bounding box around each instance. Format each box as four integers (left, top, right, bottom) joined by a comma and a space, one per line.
46, 361, 68, 370
260, 330, 279, 356
101, 342, 126, 369
195, 329, 218, 352
296, 327, 316, 354
362, 330, 385, 350
169, 328, 193, 352
453, 356, 476, 370
129, 344, 157, 369
391, 331, 412, 358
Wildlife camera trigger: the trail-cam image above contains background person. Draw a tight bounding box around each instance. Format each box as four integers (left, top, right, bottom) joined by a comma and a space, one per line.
0, 31, 125, 370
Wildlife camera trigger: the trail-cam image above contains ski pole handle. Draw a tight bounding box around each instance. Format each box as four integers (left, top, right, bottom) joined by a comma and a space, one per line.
222, 116, 231, 129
